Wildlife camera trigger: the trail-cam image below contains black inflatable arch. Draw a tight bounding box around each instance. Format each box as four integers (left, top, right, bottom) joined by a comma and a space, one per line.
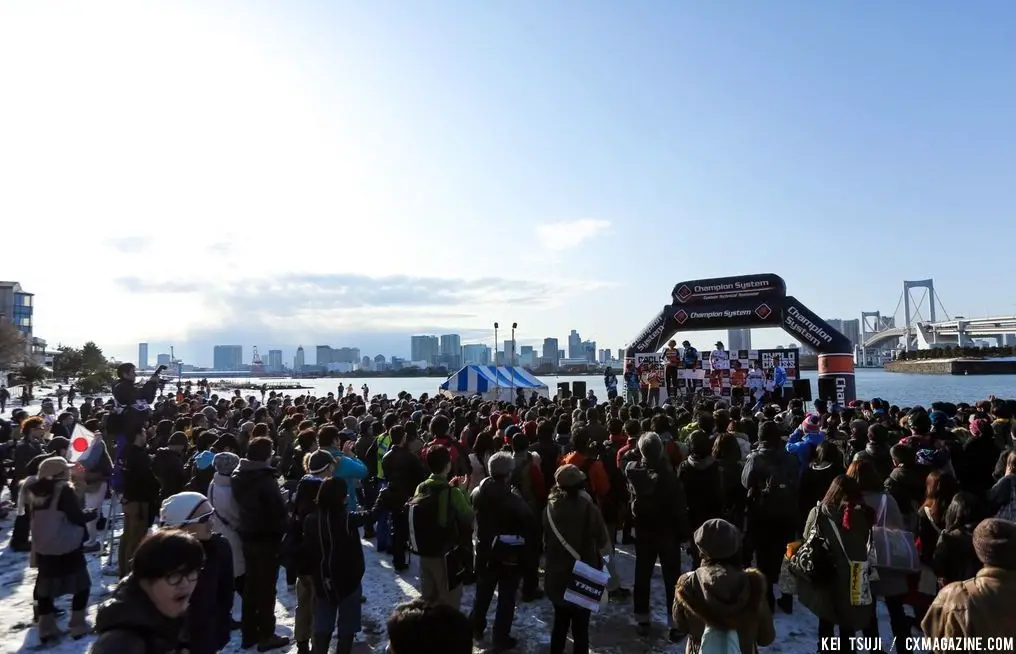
624, 273, 856, 404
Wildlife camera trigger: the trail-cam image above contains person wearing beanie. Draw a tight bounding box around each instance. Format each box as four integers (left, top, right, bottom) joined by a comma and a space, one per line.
230, 437, 290, 651
677, 430, 724, 569
786, 413, 825, 471
544, 463, 609, 654
922, 518, 1016, 642
381, 423, 429, 571
624, 431, 690, 640
159, 492, 234, 654
207, 451, 244, 607
673, 519, 775, 653
468, 450, 533, 650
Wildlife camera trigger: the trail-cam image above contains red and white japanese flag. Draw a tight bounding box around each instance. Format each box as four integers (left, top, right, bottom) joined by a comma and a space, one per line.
69, 423, 99, 463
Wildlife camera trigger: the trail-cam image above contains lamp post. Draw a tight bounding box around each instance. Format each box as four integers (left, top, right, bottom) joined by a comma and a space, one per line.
511, 322, 518, 401
493, 322, 499, 398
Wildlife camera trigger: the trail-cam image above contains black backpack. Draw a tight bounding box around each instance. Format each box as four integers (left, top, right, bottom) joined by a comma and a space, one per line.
407, 486, 457, 556
750, 457, 797, 521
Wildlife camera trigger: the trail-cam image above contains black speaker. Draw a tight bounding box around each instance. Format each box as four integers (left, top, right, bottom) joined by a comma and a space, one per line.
572, 380, 587, 398
557, 382, 570, 399
793, 379, 812, 402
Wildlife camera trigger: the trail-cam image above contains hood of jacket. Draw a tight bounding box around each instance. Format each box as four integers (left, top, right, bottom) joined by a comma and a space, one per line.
95, 576, 186, 645
193, 450, 215, 470
627, 459, 669, 497
675, 564, 766, 630
230, 459, 276, 492
686, 455, 716, 471
25, 476, 65, 508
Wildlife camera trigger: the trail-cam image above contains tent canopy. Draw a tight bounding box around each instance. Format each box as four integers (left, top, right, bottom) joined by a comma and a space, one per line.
439, 365, 549, 401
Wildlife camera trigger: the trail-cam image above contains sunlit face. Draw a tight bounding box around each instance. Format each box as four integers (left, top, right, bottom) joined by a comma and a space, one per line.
176, 500, 215, 541
141, 568, 200, 618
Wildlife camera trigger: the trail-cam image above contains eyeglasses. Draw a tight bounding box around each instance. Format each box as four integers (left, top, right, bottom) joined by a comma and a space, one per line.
164, 509, 215, 527
164, 569, 202, 586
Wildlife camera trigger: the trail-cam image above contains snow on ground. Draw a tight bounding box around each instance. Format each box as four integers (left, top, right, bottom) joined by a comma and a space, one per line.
0, 495, 917, 654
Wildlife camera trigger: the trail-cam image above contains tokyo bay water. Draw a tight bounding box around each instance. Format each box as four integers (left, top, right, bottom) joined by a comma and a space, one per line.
220, 369, 1016, 407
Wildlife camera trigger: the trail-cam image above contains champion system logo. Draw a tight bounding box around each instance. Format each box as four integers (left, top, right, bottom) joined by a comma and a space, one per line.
755, 303, 772, 320
674, 309, 689, 325
676, 285, 693, 302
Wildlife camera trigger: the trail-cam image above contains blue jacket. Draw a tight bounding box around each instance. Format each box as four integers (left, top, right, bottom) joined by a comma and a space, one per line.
786, 428, 825, 472
773, 365, 787, 388
325, 448, 368, 511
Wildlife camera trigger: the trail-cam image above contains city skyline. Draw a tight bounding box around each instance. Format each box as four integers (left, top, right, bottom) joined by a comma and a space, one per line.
4, 4, 1014, 367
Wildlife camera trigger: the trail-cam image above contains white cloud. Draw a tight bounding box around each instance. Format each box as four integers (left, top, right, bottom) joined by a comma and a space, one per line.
536, 219, 611, 251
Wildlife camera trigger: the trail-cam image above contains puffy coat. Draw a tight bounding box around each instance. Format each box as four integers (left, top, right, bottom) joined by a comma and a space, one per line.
230, 459, 287, 543
673, 565, 775, 654
932, 524, 981, 586
91, 576, 187, 654
921, 568, 1016, 644
207, 473, 244, 577
303, 506, 375, 604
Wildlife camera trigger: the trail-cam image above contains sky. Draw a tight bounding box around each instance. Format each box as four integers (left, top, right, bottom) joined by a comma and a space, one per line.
2, 1, 1015, 367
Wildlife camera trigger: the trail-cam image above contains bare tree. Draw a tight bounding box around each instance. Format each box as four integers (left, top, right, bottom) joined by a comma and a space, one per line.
0, 321, 27, 370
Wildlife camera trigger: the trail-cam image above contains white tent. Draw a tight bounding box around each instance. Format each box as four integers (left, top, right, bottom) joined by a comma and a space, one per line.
438, 365, 549, 402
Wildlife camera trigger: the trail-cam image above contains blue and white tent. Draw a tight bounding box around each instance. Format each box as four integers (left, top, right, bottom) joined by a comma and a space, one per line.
439, 365, 549, 402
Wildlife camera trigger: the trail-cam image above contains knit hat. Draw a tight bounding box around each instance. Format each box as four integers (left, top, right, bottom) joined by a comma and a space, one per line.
212, 451, 240, 476
973, 518, 1016, 569
168, 431, 189, 448
970, 418, 990, 438
801, 414, 822, 434
694, 518, 742, 561
555, 464, 586, 489
306, 450, 335, 475
160, 492, 212, 527
37, 456, 71, 480
343, 416, 357, 430
45, 436, 70, 454
487, 451, 515, 478
505, 425, 522, 439
638, 432, 664, 461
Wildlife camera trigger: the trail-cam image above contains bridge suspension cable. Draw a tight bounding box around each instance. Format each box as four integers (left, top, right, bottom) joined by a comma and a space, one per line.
889, 289, 905, 325
933, 289, 952, 320
910, 288, 929, 323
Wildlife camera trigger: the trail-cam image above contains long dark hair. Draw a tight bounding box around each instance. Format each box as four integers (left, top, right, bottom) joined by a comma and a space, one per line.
923, 470, 959, 526
943, 491, 980, 532
821, 474, 864, 511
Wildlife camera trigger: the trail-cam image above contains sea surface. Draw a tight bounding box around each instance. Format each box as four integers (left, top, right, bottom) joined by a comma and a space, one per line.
214, 369, 1016, 408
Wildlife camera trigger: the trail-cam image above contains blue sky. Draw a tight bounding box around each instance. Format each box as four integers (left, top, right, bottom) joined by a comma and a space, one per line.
2, 1, 1014, 366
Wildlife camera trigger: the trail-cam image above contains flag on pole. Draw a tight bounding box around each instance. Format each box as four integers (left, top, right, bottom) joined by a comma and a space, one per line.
69, 423, 99, 464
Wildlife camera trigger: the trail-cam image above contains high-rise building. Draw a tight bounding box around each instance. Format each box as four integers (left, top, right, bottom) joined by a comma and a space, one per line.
462, 344, 491, 365
826, 319, 862, 348
374, 354, 387, 371
542, 338, 560, 369
267, 349, 283, 372
727, 328, 752, 352
316, 345, 333, 366
157, 353, 171, 367
294, 346, 305, 372
333, 347, 360, 364
503, 340, 518, 365
0, 281, 34, 340
440, 334, 461, 356
581, 340, 596, 362
213, 345, 243, 371
617, 349, 625, 362
410, 335, 439, 365
361, 355, 372, 371
568, 330, 581, 359
138, 343, 149, 369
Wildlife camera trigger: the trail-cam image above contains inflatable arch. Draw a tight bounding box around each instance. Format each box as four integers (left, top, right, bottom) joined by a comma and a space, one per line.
624, 273, 856, 404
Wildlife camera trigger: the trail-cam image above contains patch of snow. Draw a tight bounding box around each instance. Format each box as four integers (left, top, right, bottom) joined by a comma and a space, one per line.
0, 487, 919, 653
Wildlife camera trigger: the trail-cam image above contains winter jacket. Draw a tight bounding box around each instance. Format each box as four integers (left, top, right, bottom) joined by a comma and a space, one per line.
27, 478, 91, 576
323, 448, 368, 512
381, 444, 428, 507
741, 443, 800, 524
282, 474, 326, 576
419, 436, 471, 478
151, 448, 187, 501
561, 451, 610, 503
676, 456, 724, 533
673, 565, 775, 654
625, 456, 690, 539
184, 450, 215, 494
786, 428, 824, 471
796, 503, 873, 632
91, 576, 187, 654
860, 491, 909, 598
542, 490, 609, 608
509, 450, 546, 512
184, 534, 233, 654
230, 459, 287, 544
207, 473, 244, 577
987, 474, 1016, 515
916, 506, 943, 567
108, 377, 159, 440
303, 506, 375, 604
992, 444, 1015, 480
884, 465, 926, 528
798, 461, 844, 529
12, 439, 43, 484
959, 435, 1001, 501
470, 476, 534, 562
716, 459, 746, 528
120, 443, 161, 505
932, 524, 981, 586
413, 474, 473, 534
921, 568, 1016, 645
854, 442, 894, 482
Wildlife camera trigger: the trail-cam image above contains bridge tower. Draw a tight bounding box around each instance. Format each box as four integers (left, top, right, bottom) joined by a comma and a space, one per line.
903, 279, 937, 351
860, 311, 883, 366
250, 346, 265, 376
